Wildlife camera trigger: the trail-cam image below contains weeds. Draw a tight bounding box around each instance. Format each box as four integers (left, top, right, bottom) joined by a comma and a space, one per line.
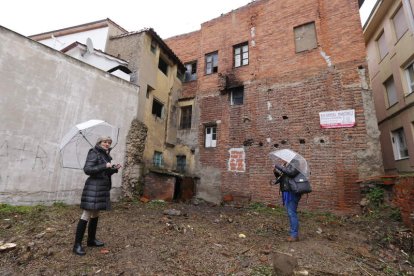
250, 265, 273, 276
248, 202, 284, 215
367, 187, 384, 207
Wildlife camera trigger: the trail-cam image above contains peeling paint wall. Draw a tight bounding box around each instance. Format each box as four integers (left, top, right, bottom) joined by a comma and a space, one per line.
0, 26, 138, 205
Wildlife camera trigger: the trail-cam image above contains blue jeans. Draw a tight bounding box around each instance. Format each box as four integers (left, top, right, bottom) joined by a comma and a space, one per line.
284, 192, 301, 238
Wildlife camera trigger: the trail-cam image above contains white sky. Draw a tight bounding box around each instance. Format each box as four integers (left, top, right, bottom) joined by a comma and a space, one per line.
1, 0, 376, 39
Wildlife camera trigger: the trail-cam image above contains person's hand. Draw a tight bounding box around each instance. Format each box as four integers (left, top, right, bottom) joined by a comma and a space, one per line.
114, 164, 122, 169
106, 162, 112, 168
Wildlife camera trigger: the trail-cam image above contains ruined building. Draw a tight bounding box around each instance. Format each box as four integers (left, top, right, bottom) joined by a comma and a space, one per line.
165, 0, 384, 212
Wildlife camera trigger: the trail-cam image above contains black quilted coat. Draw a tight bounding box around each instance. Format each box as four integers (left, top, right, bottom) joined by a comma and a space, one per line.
80, 145, 118, 211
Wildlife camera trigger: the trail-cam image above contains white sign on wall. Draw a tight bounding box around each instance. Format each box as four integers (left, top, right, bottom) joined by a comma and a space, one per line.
319, 109, 355, 129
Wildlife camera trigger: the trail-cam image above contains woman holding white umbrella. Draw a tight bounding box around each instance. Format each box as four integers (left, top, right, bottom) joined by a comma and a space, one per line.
73, 136, 121, 256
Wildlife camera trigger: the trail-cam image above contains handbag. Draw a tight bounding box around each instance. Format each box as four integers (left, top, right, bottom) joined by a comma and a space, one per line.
288, 173, 312, 194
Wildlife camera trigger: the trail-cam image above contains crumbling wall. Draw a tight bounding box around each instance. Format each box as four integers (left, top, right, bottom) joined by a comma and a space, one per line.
121, 118, 148, 198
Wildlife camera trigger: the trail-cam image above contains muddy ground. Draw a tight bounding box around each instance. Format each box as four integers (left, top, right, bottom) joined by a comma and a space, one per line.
0, 199, 413, 275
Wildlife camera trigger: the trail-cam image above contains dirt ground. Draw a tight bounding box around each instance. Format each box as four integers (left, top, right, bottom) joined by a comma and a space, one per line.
0, 199, 413, 275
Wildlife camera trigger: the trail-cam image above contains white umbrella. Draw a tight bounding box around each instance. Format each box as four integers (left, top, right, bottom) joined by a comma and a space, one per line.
269, 149, 310, 178
59, 119, 119, 169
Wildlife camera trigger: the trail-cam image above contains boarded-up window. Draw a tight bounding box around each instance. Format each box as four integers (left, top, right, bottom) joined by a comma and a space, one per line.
392, 5, 408, 41
294, 22, 317, 53
377, 31, 388, 60
384, 76, 398, 107
205, 51, 218, 74
234, 42, 249, 67
180, 105, 192, 129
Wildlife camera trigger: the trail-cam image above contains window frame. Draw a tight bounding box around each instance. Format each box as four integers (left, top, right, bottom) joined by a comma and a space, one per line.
230, 86, 244, 105
179, 105, 192, 129
384, 76, 398, 107
205, 125, 217, 148
234, 42, 249, 68
152, 98, 164, 118
176, 155, 186, 172
184, 61, 197, 82
153, 151, 164, 167
158, 56, 169, 76
391, 128, 409, 160
376, 31, 388, 61
404, 61, 414, 95
392, 4, 409, 41
205, 51, 218, 75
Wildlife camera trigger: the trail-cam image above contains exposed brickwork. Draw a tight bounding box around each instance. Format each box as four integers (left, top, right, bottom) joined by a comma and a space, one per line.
166, 0, 383, 212
143, 172, 176, 201
393, 177, 414, 230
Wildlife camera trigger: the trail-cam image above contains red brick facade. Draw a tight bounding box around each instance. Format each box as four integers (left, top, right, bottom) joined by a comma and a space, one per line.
393, 177, 414, 230
166, 0, 383, 212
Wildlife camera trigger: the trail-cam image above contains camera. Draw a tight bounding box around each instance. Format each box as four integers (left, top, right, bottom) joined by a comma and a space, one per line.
111, 164, 117, 169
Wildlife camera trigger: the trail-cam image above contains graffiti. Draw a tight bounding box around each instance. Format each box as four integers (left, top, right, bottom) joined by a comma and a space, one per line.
0, 140, 48, 170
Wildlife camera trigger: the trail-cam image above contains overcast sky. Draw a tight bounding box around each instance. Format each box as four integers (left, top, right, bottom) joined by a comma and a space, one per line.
1, 0, 376, 39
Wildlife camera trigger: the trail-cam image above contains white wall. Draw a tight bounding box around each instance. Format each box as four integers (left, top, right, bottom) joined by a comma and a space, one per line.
0, 26, 139, 205
38, 27, 108, 51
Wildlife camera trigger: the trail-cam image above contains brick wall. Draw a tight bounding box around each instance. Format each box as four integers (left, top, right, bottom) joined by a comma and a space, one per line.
393, 177, 414, 230
166, 0, 383, 213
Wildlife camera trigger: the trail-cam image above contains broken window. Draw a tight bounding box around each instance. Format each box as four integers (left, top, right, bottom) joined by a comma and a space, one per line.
205, 125, 217, 148
384, 76, 398, 107
176, 155, 186, 172
234, 42, 249, 67
153, 151, 163, 167
377, 31, 388, 61
158, 56, 168, 75
150, 40, 157, 54
177, 69, 185, 81
184, 61, 197, 82
152, 98, 164, 118
180, 105, 192, 129
230, 86, 244, 105
294, 22, 317, 53
391, 128, 409, 160
392, 5, 408, 41
205, 51, 218, 75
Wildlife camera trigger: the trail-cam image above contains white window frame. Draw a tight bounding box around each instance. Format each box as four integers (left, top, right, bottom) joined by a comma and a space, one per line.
153, 151, 163, 167
205, 126, 217, 148
404, 61, 414, 95
234, 42, 249, 68
391, 128, 409, 160
184, 61, 197, 82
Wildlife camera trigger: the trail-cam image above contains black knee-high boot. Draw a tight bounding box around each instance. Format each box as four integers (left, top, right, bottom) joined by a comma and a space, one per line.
87, 217, 104, 247
73, 219, 87, 255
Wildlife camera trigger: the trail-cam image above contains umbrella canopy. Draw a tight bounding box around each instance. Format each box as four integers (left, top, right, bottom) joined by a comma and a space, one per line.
59, 119, 119, 169
269, 149, 310, 178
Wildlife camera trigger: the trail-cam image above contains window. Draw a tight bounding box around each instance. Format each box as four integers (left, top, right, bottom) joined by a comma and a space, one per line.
152, 98, 164, 118
146, 85, 154, 99
184, 61, 197, 82
150, 40, 157, 54
392, 5, 408, 41
205, 51, 218, 74
234, 42, 249, 67
153, 151, 163, 167
205, 126, 217, 148
158, 57, 168, 75
404, 61, 414, 94
230, 86, 244, 105
377, 31, 388, 61
384, 76, 398, 107
180, 105, 192, 129
176, 155, 186, 172
294, 22, 317, 53
177, 69, 184, 81
391, 128, 409, 160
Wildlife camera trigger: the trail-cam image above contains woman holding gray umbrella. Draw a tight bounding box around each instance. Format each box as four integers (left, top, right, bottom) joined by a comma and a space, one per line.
73, 136, 121, 256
